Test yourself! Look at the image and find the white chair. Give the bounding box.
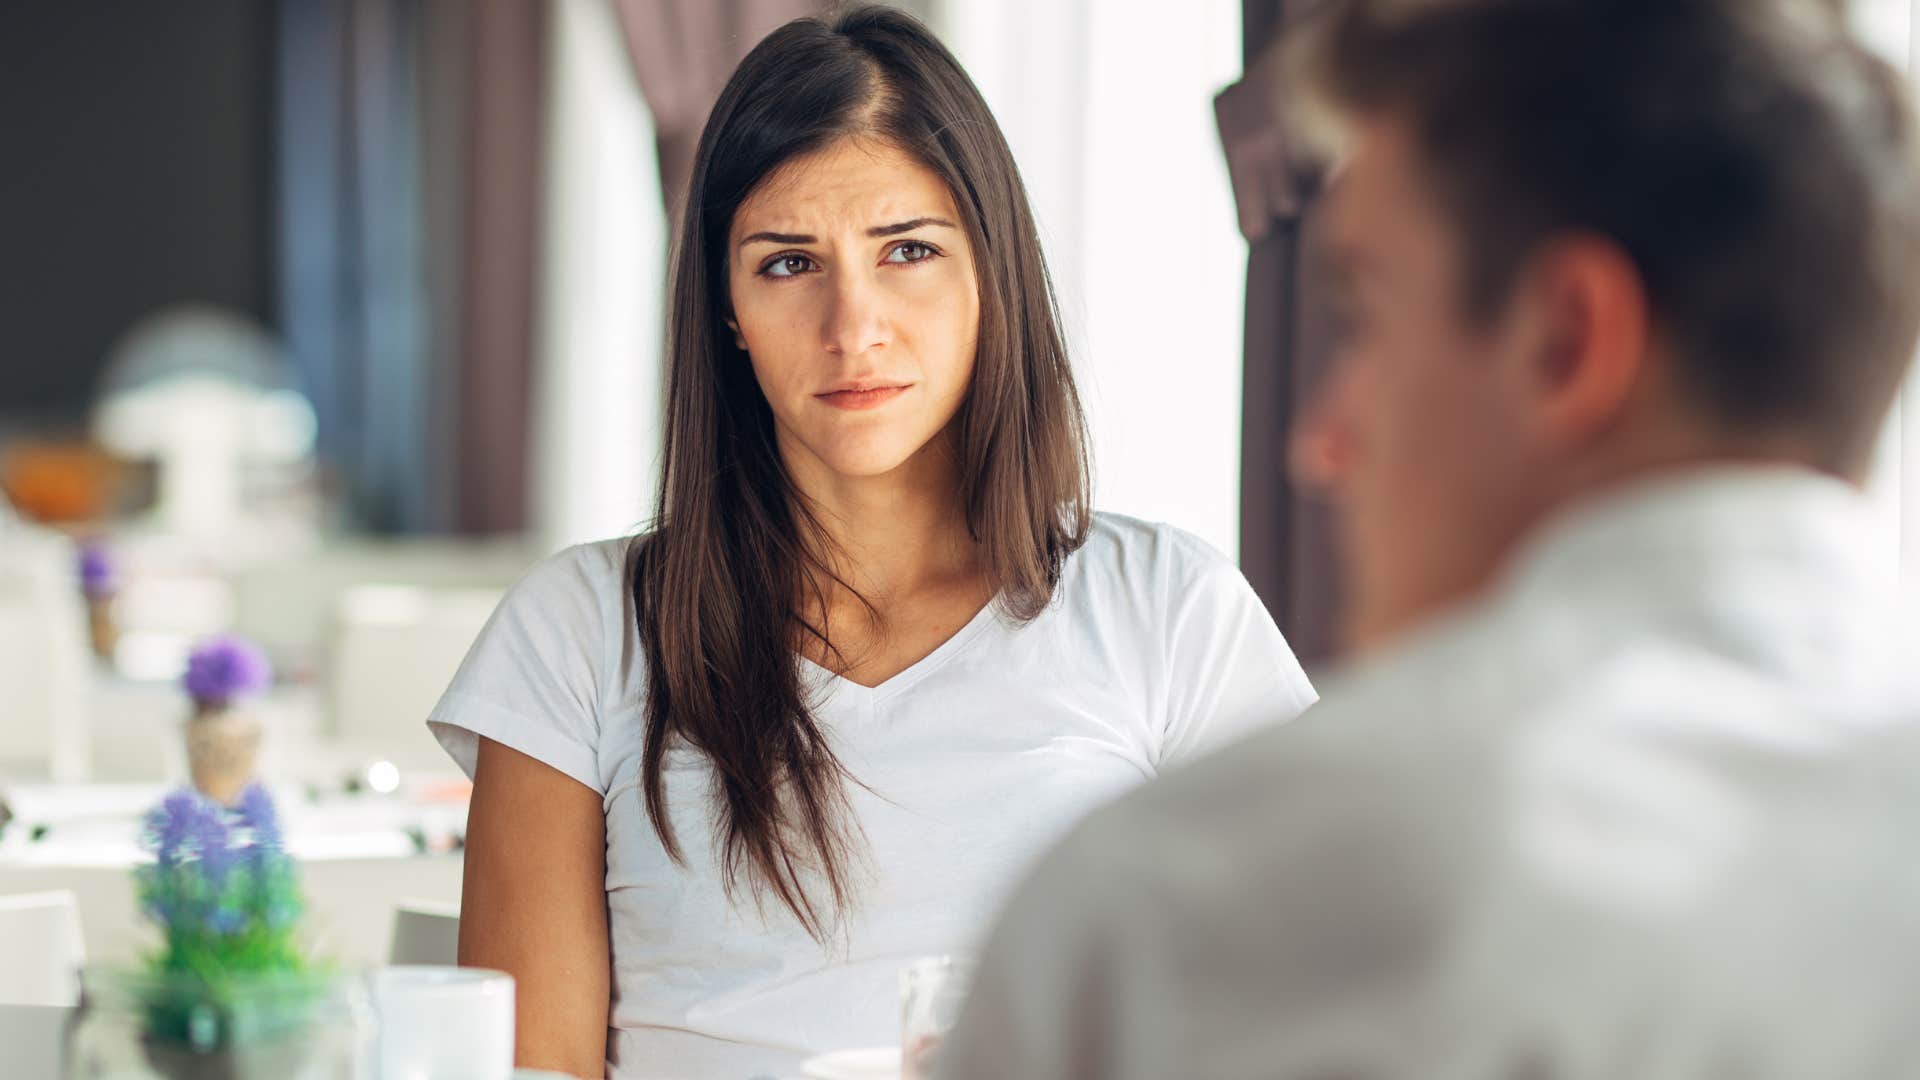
[389,899,461,966]
[232,537,534,671]
[0,890,86,1006]
[327,585,504,770]
[0,525,92,782]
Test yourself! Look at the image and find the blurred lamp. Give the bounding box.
[91,306,316,538]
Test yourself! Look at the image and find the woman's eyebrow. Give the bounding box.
[737,217,958,249]
[867,216,957,237]
[739,230,815,248]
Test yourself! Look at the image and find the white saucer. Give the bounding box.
[798,1046,903,1080]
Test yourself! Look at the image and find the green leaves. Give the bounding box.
[135,786,310,981]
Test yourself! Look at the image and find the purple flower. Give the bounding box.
[233,783,282,852]
[145,791,210,870]
[136,786,310,954]
[77,541,119,598]
[193,819,240,883]
[182,636,273,706]
[142,789,235,881]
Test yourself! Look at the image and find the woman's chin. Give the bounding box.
[817,449,919,480]
[780,420,953,484]
[796,436,929,481]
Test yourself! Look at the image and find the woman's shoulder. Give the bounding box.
[498,536,638,623]
[428,535,643,793]
[1044,512,1248,631]
[515,536,636,593]
[480,536,641,680]
[1071,511,1239,592]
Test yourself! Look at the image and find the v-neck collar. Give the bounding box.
[798,595,1006,705]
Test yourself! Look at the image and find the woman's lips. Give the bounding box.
[816,385,911,410]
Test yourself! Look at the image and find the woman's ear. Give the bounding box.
[725,316,748,352]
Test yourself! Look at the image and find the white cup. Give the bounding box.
[369,965,516,1080]
[900,955,974,1080]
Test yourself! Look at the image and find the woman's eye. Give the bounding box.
[885,241,939,265]
[761,254,816,278]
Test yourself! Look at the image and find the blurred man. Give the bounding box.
[939,1,1920,1076]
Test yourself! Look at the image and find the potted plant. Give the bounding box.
[66,786,367,1079]
[181,637,272,805]
[77,539,120,661]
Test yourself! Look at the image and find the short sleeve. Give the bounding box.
[426,543,619,795]
[1158,529,1317,765]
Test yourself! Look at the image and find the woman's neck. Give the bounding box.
[780,431,982,603]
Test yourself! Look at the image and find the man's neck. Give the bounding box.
[1344,416,1844,657]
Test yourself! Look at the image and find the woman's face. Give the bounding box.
[728,136,981,484]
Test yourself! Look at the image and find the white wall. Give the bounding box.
[1905,4,1920,578]
[1853,0,1920,577]
[939,0,1249,556]
[529,0,666,553]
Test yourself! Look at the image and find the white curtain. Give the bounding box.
[1853,0,1920,577]
[938,0,1249,557]
[529,0,667,553]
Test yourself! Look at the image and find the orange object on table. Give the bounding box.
[0,439,126,524]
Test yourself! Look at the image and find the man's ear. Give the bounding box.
[1514,234,1650,450]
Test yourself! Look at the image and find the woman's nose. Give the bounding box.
[821,271,891,358]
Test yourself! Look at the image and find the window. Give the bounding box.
[937,0,1249,556]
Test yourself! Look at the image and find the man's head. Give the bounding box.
[1287,0,1920,651]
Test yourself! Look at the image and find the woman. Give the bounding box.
[428,7,1316,1077]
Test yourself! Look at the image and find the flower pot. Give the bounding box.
[184,707,263,806]
[139,1030,329,1080]
[86,595,118,661]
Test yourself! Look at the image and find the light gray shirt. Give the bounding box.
[942,467,1920,1080]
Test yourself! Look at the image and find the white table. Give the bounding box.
[1,781,468,969]
[0,1004,814,1078]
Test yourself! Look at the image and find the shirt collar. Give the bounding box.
[1496,463,1895,607]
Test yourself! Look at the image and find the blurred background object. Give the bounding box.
[0,441,127,525]
[387,899,461,966]
[0,889,86,1007]
[93,306,317,543]
[0,512,91,782]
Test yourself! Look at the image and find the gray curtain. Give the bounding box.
[278,0,434,533]
[1218,0,1340,666]
[451,0,547,535]
[278,0,546,535]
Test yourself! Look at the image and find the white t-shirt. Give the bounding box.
[940,469,1920,1080]
[427,512,1317,1079]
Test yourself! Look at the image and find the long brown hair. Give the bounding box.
[631,5,1091,939]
